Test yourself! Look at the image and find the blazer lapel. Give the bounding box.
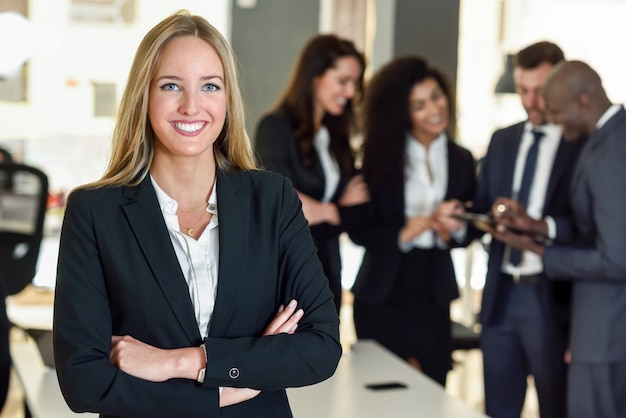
[544,138,573,211]
[208,170,250,337]
[122,178,200,342]
[445,141,463,199]
[570,108,625,196]
[503,124,525,198]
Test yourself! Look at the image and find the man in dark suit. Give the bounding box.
[495,60,626,418]
[471,42,583,418]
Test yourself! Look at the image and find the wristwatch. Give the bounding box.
[197,343,206,383]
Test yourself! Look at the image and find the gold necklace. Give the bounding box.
[180,205,208,237]
[178,202,208,212]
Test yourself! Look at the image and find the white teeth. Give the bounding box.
[337,98,347,105]
[174,122,204,133]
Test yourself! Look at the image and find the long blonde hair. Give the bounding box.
[85,10,255,189]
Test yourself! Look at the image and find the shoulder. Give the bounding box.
[67,185,122,207]
[491,121,525,140]
[222,169,296,197]
[447,139,474,160]
[483,121,525,154]
[256,109,292,137]
[63,185,128,225]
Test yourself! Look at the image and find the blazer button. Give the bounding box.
[229,367,240,379]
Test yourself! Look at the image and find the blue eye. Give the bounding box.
[202,83,220,92]
[161,83,180,91]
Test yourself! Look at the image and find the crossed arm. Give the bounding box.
[109,300,304,407]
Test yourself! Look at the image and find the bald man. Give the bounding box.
[492,60,626,418]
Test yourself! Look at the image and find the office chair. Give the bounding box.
[0,163,49,295]
[451,321,480,351]
[0,161,48,410]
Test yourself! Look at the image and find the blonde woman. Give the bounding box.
[53,11,340,418]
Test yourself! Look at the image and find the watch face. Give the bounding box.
[197,368,206,383]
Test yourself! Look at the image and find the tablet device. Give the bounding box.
[448,212,496,231]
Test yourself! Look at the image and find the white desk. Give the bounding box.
[288,340,487,418]
[7,290,485,418]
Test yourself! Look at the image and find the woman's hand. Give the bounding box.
[431,199,464,241]
[111,302,304,405]
[297,192,340,226]
[338,174,369,207]
[263,299,303,336]
[220,300,303,407]
[400,215,432,244]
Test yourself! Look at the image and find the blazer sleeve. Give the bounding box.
[544,139,626,281]
[202,175,342,390]
[54,190,219,418]
[255,112,347,240]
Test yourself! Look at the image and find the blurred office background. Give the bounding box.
[3,0,626,198]
[1,0,625,416]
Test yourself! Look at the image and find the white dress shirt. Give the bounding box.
[596,104,621,129]
[502,122,561,275]
[400,132,448,251]
[151,175,219,339]
[313,125,340,203]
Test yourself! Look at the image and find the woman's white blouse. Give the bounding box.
[402,132,448,250]
[313,125,341,203]
[151,176,219,339]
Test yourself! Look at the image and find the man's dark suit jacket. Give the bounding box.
[544,106,626,363]
[346,140,476,307]
[254,108,355,310]
[53,169,341,418]
[472,122,583,332]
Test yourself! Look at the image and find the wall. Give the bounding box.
[393,0,460,84]
[456,0,626,158]
[0,0,230,192]
[230,0,320,138]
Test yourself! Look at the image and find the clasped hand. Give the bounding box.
[109,300,304,406]
[297,174,369,226]
[483,197,546,255]
[400,199,465,244]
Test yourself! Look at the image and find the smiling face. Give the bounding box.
[408,77,449,144]
[312,55,362,122]
[544,87,589,141]
[148,35,226,161]
[514,61,554,126]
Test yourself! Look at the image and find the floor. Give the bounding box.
[0,292,540,418]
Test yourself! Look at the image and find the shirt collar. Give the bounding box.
[523,121,562,141]
[596,104,621,130]
[406,132,447,154]
[150,174,218,217]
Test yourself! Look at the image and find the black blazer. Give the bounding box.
[53,169,341,418]
[345,140,476,306]
[473,122,584,331]
[254,108,356,311]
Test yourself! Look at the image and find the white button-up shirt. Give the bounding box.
[502,122,561,275]
[401,133,448,250]
[313,125,340,203]
[151,176,219,338]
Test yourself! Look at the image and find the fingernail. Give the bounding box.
[288,299,297,308]
[295,309,304,317]
[278,304,284,312]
